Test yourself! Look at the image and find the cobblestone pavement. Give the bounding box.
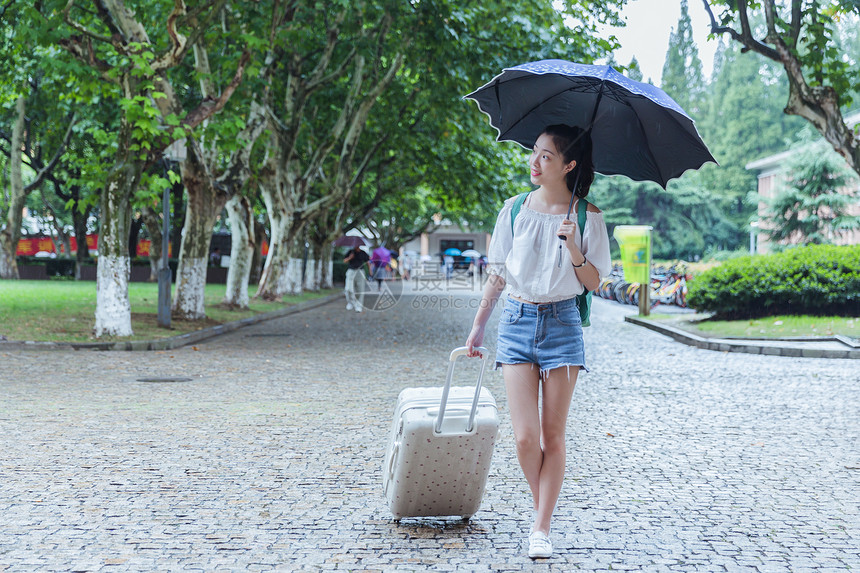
[2,284,858,572]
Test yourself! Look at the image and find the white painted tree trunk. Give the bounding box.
[94,169,136,337]
[263,256,303,298]
[223,196,254,308]
[256,185,304,299]
[304,246,320,291]
[94,255,133,336]
[172,139,227,319]
[173,257,208,317]
[286,256,304,295]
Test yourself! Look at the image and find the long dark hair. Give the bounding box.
[543,124,594,199]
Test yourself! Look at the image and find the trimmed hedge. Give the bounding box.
[687,244,860,319]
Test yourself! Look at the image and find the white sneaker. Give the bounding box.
[346,303,354,311]
[528,531,552,559]
[354,305,363,313]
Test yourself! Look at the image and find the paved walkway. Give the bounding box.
[2,284,858,571]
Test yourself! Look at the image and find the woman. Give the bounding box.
[465,124,611,559]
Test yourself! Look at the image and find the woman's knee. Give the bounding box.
[541,430,567,456]
[513,428,541,453]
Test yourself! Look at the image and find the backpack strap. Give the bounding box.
[577,197,588,242]
[576,197,592,327]
[510,192,530,236]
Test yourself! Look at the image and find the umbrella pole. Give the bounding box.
[557,169,583,266]
[564,169,582,221]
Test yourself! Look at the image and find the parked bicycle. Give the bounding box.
[595,263,690,309]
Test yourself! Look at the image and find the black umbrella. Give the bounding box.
[465,59,716,191]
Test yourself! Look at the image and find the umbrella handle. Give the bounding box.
[557,170,583,242]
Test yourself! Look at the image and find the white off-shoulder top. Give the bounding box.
[486,194,613,303]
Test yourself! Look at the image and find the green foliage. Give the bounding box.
[705,2,860,171]
[695,40,806,247]
[330,0,626,242]
[590,174,734,261]
[687,244,860,318]
[764,141,860,244]
[661,0,705,117]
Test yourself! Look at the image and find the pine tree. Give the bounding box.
[626,56,643,82]
[660,0,705,117]
[765,143,860,245]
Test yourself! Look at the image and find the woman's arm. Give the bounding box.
[465,273,506,357]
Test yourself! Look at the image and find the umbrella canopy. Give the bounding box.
[333,235,371,248]
[464,60,716,189]
[371,247,391,264]
[461,249,482,258]
[444,248,462,256]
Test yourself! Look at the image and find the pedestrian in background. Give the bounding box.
[371,246,390,291]
[464,124,611,559]
[400,253,413,280]
[443,254,454,280]
[343,246,369,313]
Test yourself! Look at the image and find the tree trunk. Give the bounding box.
[140,205,164,281]
[73,201,92,280]
[172,139,228,319]
[128,214,143,259]
[257,180,305,299]
[320,244,334,289]
[309,239,330,291]
[94,162,138,337]
[257,226,304,299]
[251,219,265,285]
[303,242,319,291]
[223,195,255,308]
[256,214,296,299]
[0,95,27,280]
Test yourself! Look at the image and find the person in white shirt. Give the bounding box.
[465,124,611,559]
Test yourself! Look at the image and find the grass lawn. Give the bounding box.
[0,280,337,343]
[646,312,859,340]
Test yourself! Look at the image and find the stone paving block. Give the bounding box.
[1,295,859,571]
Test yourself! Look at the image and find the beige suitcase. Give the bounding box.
[383,347,499,520]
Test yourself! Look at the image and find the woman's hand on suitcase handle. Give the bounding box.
[466,325,484,358]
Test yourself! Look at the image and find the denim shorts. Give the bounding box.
[495,296,588,377]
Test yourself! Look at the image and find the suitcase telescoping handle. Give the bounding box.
[434,346,489,434]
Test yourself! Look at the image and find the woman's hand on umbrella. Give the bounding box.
[556,219,576,243]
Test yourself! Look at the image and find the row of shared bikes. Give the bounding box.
[596,265,690,309]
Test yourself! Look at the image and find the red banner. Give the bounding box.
[16,235,167,258]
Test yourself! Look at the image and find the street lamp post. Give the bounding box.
[158,139,186,328]
[157,178,172,328]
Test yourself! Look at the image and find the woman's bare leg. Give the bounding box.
[503,364,542,510]
[533,366,578,534]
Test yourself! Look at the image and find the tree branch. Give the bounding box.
[178,49,251,132]
[788,0,802,49]
[701,0,780,61]
[64,0,115,45]
[152,0,229,72]
[0,0,15,19]
[151,0,188,72]
[24,112,78,193]
[57,35,116,79]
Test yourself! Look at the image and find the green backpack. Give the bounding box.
[510,192,592,327]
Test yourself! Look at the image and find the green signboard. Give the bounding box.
[613,225,652,285]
